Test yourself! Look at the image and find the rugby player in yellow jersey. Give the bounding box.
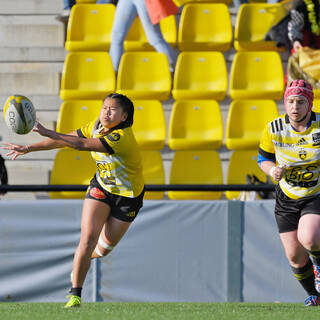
[258,80,320,306]
[3,93,145,308]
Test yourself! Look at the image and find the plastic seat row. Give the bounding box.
[75,0,233,4]
[60,51,285,102]
[56,99,278,151]
[50,149,266,200]
[66,3,233,52]
[66,4,177,52]
[69,2,289,53]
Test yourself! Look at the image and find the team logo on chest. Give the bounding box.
[299,150,307,160]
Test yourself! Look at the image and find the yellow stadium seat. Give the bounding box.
[172,51,228,101]
[229,51,284,100]
[65,4,115,52]
[226,100,278,150]
[116,52,171,101]
[234,3,287,51]
[313,99,320,112]
[168,100,223,150]
[124,15,177,51]
[60,52,115,100]
[178,3,232,51]
[50,149,96,199]
[56,100,102,134]
[141,151,165,200]
[132,100,166,150]
[314,90,320,99]
[168,150,223,200]
[226,150,267,200]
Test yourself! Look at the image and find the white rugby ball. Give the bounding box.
[3,95,36,134]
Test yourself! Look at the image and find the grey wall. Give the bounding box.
[0,199,306,302]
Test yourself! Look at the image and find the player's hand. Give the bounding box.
[270,165,286,182]
[2,143,28,160]
[32,121,50,137]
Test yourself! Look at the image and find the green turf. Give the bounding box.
[1,302,320,320]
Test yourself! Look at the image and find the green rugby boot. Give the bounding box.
[64,295,81,308]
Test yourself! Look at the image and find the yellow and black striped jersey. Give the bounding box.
[259,112,320,199]
[77,119,144,198]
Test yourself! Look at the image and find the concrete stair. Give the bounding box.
[0,16,64,48]
[0,1,66,62]
[0,62,63,96]
[0,95,62,111]
[0,0,64,197]
[1,0,63,14]
[0,47,66,62]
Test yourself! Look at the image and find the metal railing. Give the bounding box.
[0,184,275,192]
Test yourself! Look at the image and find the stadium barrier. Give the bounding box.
[0,184,275,192]
[0,199,306,303]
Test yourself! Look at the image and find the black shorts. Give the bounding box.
[85,176,144,222]
[275,184,320,233]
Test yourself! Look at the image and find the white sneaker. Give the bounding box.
[61,9,71,18]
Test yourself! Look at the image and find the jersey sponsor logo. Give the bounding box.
[107,133,120,142]
[285,179,318,188]
[89,187,106,199]
[296,138,308,146]
[274,141,295,148]
[285,164,319,188]
[270,119,284,133]
[312,133,320,146]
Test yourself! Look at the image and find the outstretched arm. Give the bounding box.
[3,122,107,160]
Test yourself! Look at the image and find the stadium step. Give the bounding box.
[0,62,63,96]
[0,47,66,62]
[4,159,54,184]
[2,159,55,200]
[0,95,62,111]
[0,15,64,48]
[1,0,62,15]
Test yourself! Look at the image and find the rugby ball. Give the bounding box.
[3,95,36,134]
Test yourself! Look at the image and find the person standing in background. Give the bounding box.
[109,0,178,72]
[288,0,320,53]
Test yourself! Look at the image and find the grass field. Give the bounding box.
[1,302,320,320]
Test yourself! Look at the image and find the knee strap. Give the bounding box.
[98,236,115,251]
[95,245,104,257]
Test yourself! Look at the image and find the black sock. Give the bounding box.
[308,250,320,266]
[291,259,318,296]
[71,287,82,298]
